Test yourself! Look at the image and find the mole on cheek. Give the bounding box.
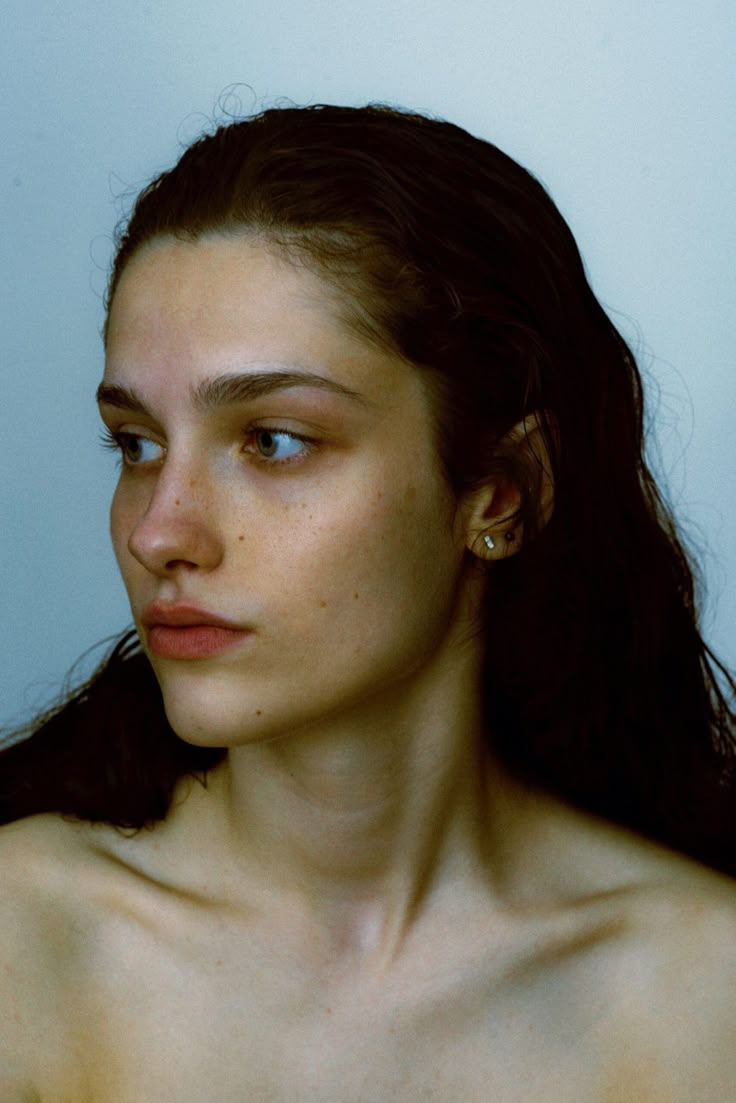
[175,499,181,507]
[319,600,328,608]
[255,710,262,717]
[238,535,245,542]
[353,592,360,600]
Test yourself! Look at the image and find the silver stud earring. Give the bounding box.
[483,534,495,551]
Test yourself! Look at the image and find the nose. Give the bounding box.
[126,466,224,577]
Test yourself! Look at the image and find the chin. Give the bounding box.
[160,690,267,748]
[155,665,324,750]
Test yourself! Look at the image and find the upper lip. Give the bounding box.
[140,601,245,629]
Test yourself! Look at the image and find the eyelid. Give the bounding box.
[242,425,317,467]
[100,427,166,468]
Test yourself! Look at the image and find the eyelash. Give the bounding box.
[99,426,316,468]
[99,428,156,467]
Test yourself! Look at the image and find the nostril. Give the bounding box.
[163,558,200,573]
[127,506,224,577]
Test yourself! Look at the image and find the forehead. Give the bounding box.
[104,235,410,405]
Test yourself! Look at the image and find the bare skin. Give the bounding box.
[2,236,735,1101]
[2,789,736,1102]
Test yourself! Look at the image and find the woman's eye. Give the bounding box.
[123,435,164,465]
[251,429,310,463]
[102,430,164,467]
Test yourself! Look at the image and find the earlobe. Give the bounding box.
[463,411,555,561]
[464,475,522,560]
[481,529,518,556]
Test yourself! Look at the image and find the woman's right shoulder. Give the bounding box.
[0,811,170,1099]
[0,811,103,890]
[0,811,148,927]
[0,812,120,974]
[0,814,108,1100]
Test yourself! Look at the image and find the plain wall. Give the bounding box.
[1,0,734,734]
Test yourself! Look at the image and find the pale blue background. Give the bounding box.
[1,0,734,735]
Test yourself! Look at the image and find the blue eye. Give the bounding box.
[101,429,164,466]
[254,429,309,462]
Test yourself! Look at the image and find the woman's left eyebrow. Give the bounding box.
[191,370,369,411]
[96,369,369,414]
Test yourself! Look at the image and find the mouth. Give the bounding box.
[140,602,252,660]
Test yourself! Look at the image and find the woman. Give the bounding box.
[1,103,734,1100]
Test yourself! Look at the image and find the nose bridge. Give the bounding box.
[128,449,222,574]
[152,447,208,518]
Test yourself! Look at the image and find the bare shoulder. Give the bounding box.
[625,855,736,1086]
[509,790,736,1098]
[562,812,736,1100]
[0,809,111,900]
[0,813,129,1101]
[0,809,142,945]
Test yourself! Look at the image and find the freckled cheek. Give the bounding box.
[283,487,435,606]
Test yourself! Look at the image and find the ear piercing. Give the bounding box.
[484,531,516,552]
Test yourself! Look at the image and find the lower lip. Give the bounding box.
[147,625,250,660]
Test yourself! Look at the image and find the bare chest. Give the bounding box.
[46,907,668,1103]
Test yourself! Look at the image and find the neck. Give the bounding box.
[168,634,507,962]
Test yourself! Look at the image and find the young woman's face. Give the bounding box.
[101,236,480,746]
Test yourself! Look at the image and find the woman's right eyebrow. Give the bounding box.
[96,382,148,413]
[96,369,370,415]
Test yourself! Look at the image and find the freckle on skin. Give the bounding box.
[189,479,197,488]
[255,710,262,717]
[353,592,360,600]
[238,535,244,542]
[175,499,181,507]
[319,600,327,608]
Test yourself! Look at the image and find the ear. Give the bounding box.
[461,412,555,561]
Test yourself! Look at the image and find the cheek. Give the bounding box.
[267,476,459,630]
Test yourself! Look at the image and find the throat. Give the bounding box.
[180,724,494,957]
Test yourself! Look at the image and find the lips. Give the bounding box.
[140,601,251,659]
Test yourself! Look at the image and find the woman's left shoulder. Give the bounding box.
[601,844,736,1096]
[623,838,736,956]
[554,826,735,1100]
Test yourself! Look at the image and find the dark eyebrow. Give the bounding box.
[96,370,367,415]
[191,370,367,411]
[96,382,149,414]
